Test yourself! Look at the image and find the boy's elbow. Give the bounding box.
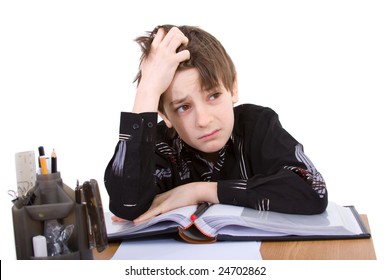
[290,189,328,215]
[310,191,328,214]
[104,173,156,221]
[312,199,328,214]
[109,200,152,221]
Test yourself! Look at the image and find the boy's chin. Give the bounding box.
[198,144,226,155]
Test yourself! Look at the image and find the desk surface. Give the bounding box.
[94,214,376,260]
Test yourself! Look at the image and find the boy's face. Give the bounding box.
[160,68,238,157]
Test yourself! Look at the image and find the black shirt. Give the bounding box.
[104,104,327,220]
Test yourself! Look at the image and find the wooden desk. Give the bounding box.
[94,215,376,260]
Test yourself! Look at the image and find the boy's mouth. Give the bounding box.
[199,129,220,140]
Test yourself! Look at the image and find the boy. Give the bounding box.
[104,25,327,223]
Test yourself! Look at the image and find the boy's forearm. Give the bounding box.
[104,112,158,220]
[217,170,328,215]
[132,182,219,224]
[132,86,160,113]
[196,182,219,204]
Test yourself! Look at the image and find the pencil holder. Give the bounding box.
[35,173,62,204]
[11,172,93,260]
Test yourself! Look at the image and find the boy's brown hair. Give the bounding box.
[134,25,236,112]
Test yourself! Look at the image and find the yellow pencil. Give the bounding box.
[39,156,49,175]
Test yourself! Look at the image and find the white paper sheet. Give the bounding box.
[111,238,261,260]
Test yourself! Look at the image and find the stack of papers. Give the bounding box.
[111,239,261,260]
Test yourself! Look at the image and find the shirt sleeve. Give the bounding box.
[104,112,158,220]
[217,107,328,214]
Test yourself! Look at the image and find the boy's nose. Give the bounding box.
[195,106,213,127]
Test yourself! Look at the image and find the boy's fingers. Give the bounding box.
[169,31,188,48]
[133,207,161,225]
[111,215,128,223]
[151,28,166,47]
[133,192,172,224]
[176,49,190,62]
[147,26,190,68]
[162,27,188,51]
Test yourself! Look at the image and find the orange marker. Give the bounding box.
[190,202,209,221]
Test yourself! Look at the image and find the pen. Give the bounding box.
[75,180,81,204]
[51,149,57,173]
[38,146,45,168]
[190,202,209,221]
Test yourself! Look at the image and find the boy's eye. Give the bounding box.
[209,92,221,101]
[176,105,190,113]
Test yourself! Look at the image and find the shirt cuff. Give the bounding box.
[217,179,248,206]
[119,112,157,143]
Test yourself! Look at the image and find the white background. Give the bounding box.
[1,0,389,278]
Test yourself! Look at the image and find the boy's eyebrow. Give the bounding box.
[168,86,222,107]
[169,96,189,106]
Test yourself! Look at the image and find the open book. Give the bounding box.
[105,202,371,244]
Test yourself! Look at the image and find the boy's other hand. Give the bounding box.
[111,215,128,223]
[133,182,218,224]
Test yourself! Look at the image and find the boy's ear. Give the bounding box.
[232,75,239,104]
[158,110,173,128]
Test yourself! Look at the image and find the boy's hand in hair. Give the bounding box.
[133,27,190,113]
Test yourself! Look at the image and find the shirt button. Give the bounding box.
[132,123,139,130]
[147,122,153,128]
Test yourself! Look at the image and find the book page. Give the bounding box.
[240,202,364,236]
[242,202,362,236]
[105,205,197,238]
[195,202,364,237]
